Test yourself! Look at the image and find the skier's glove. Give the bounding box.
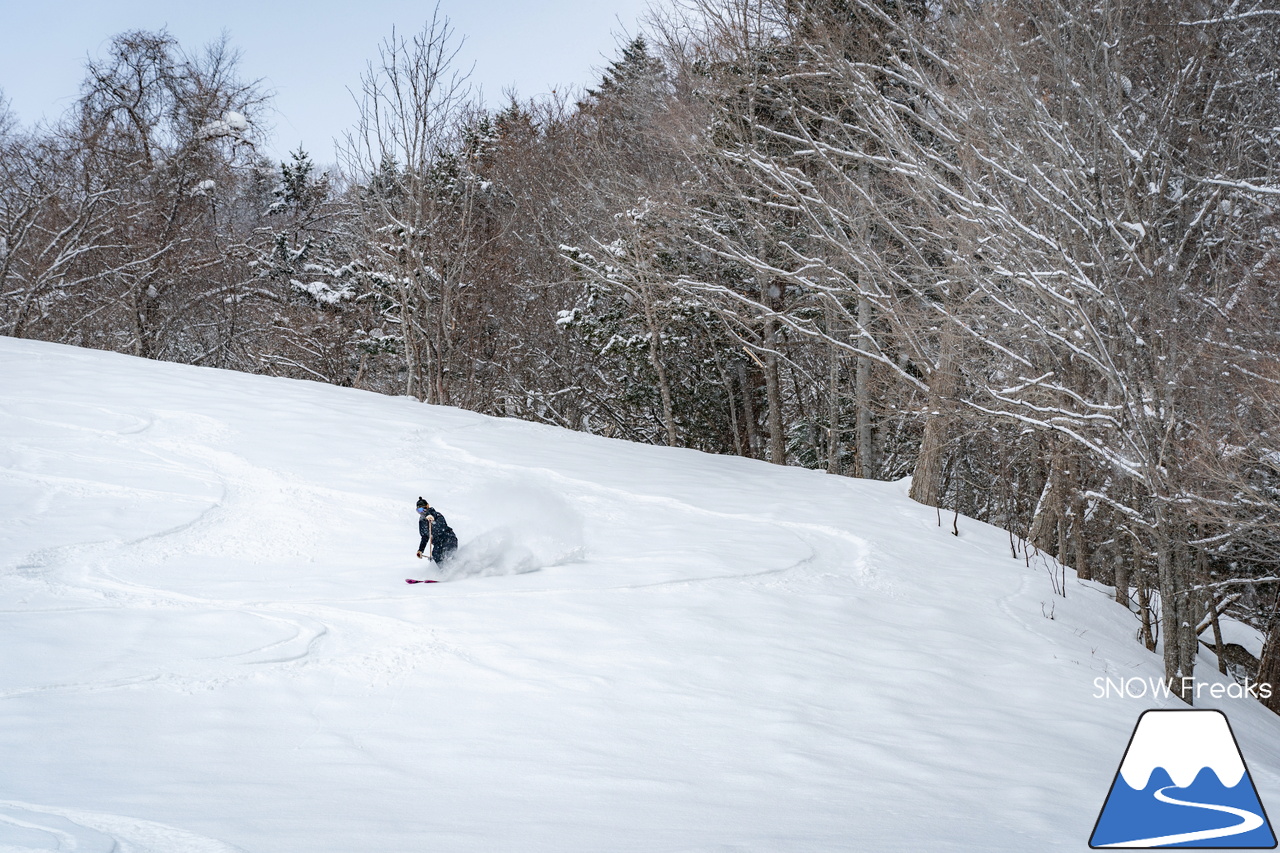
[416,551,423,559]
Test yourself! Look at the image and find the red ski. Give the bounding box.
[405,578,440,584]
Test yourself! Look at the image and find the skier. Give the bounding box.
[416,497,458,564]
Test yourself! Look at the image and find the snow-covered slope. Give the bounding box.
[1,336,1276,852]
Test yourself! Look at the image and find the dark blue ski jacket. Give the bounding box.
[418,510,458,563]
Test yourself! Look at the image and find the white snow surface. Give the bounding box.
[1118,711,1245,790]
[1,336,1278,852]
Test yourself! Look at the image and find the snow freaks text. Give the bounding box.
[1093,677,1273,701]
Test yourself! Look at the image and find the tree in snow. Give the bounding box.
[0,31,268,364]
[72,30,265,360]
[340,11,491,404]
[247,148,384,387]
[930,0,1280,702]
[0,98,116,340]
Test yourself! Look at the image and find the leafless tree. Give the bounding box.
[339,11,486,404]
[0,115,115,339]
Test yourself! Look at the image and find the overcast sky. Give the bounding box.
[0,0,654,163]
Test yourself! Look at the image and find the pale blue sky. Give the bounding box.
[0,0,653,162]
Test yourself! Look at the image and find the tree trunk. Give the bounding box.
[1135,538,1156,651]
[1138,591,1156,651]
[130,283,148,359]
[1259,618,1280,716]
[827,334,841,474]
[1065,456,1091,580]
[1209,599,1228,676]
[908,338,957,507]
[400,278,424,401]
[910,417,946,507]
[1154,516,1196,704]
[1071,500,1091,580]
[1027,443,1061,555]
[642,282,678,447]
[652,338,678,447]
[763,315,786,465]
[738,363,758,459]
[718,358,746,457]
[855,295,873,478]
[1113,538,1130,609]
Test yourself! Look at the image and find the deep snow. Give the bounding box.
[1,336,1276,852]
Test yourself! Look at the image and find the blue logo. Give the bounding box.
[1091,709,1276,848]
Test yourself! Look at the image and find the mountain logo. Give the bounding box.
[1090,709,1277,848]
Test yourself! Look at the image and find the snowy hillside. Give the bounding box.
[1,336,1277,853]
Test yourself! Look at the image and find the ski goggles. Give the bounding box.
[417,507,429,514]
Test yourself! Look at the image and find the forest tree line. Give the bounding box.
[3,0,1280,708]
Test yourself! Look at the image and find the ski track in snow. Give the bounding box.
[0,801,246,853]
[424,429,882,596]
[2,419,455,701]
[1,401,463,850]
[7,418,880,700]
